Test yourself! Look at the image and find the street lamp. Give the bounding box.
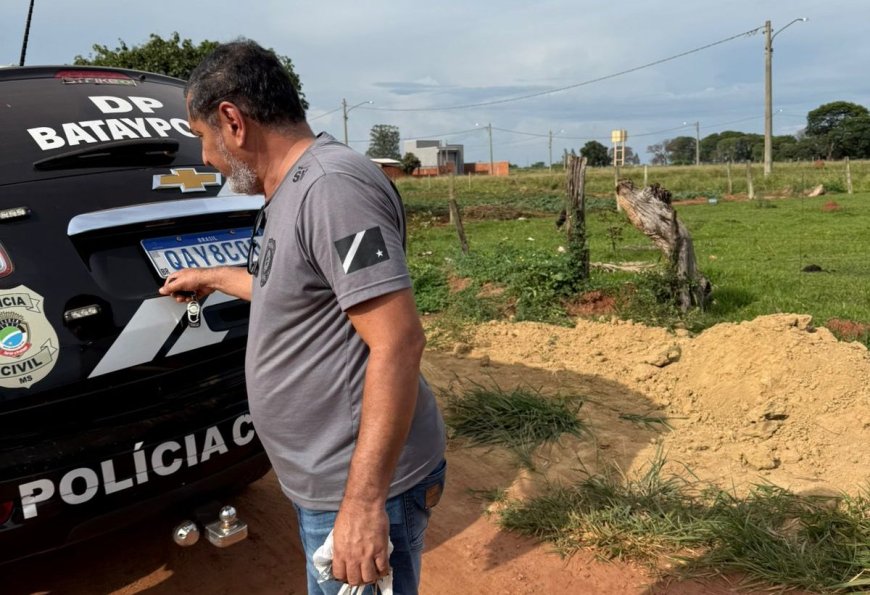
[474,122,494,175]
[764,17,808,176]
[683,121,700,166]
[342,98,373,145]
[548,129,565,172]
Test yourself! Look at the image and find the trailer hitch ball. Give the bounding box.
[173,520,200,547]
[206,505,248,547]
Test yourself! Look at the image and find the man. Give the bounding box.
[159,40,446,595]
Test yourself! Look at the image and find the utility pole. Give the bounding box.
[341,98,373,146]
[487,123,494,176]
[548,129,553,173]
[342,98,349,145]
[694,121,700,166]
[763,20,773,177]
[764,17,808,177]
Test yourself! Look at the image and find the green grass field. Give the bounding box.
[420,166,870,591]
[402,166,870,334]
[397,160,870,210]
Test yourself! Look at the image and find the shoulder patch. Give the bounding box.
[334,226,390,274]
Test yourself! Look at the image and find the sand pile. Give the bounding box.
[425,313,870,494]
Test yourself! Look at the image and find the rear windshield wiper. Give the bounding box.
[33,138,180,171]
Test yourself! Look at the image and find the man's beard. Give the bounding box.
[217,136,262,195]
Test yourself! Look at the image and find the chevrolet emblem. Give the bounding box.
[152,168,222,193]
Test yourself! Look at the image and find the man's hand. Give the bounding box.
[159,268,217,302]
[158,266,254,302]
[330,503,390,587]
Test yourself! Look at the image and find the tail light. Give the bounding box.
[0,242,12,278]
[0,501,12,525]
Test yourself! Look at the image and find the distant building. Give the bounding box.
[403,139,464,175]
[369,157,404,180]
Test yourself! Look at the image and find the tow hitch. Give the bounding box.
[173,504,248,548]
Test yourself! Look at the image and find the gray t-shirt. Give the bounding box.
[245,133,445,510]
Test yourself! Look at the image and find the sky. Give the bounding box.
[2,0,868,165]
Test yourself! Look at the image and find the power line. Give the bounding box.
[341,114,779,150]
[308,106,343,121]
[359,25,764,113]
[401,127,483,141]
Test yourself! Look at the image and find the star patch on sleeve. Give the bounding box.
[334,226,391,274]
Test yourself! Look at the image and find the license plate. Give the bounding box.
[141,228,262,278]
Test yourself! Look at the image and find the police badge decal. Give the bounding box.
[259,239,276,287]
[0,286,59,389]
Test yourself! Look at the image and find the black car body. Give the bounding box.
[0,66,269,562]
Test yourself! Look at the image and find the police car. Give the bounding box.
[0,65,270,562]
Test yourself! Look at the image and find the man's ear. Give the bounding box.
[217,101,247,148]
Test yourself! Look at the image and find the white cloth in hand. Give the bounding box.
[312,529,394,595]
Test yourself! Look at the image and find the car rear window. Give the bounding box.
[0,68,204,185]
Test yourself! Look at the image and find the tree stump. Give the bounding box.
[615,180,711,311]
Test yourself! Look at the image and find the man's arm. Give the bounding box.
[330,287,425,587]
[158,266,254,302]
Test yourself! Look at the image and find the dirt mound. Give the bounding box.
[425,314,870,495]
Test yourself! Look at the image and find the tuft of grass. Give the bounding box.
[690,486,870,593]
[498,454,870,593]
[618,412,675,432]
[467,487,509,506]
[443,382,588,468]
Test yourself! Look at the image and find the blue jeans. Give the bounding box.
[294,460,446,595]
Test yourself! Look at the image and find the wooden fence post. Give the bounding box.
[448,174,455,224]
[448,173,468,254]
[746,161,755,200]
[566,156,590,280]
[614,164,622,212]
[846,157,853,195]
[726,160,733,195]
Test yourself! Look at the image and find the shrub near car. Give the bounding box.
[0,66,270,562]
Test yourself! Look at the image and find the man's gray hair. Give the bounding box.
[186,40,305,127]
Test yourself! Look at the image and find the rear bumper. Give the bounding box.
[0,412,270,564]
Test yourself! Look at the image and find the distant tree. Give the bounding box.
[74,32,308,109]
[829,114,870,159]
[365,125,401,160]
[646,143,668,165]
[400,152,421,175]
[530,161,546,169]
[698,133,721,163]
[664,136,697,165]
[580,140,609,166]
[715,136,753,163]
[771,134,798,162]
[700,131,746,162]
[806,101,869,137]
[806,101,870,159]
[778,136,823,161]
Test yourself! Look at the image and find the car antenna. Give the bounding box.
[19,0,36,67]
